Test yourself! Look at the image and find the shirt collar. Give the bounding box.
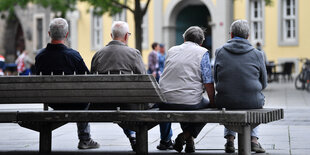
[232,36,246,40]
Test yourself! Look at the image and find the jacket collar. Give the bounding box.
[107,40,127,46]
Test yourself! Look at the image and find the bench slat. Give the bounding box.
[17,110,248,123]
[16,108,284,124]
[0,112,17,122]
[0,82,156,90]
[0,75,154,83]
[0,90,159,97]
[0,97,164,104]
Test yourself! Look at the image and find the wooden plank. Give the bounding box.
[16,110,248,123]
[0,96,164,104]
[0,82,156,90]
[149,76,167,103]
[0,112,17,122]
[0,89,160,97]
[244,109,284,123]
[0,75,153,83]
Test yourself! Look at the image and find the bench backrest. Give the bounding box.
[0,74,166,104]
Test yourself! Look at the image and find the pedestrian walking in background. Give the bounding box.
[148,42,160,80]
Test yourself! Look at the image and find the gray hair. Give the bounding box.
[182,26,205,45]
[230,20,250,39]
[111,21,129,39]
[49,18,69,40]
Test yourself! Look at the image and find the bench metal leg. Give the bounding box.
[43,103,49,111]
[136,124,148,155]
[39,123,52,153]
[238,125,251,155]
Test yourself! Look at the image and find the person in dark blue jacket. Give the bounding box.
[214,20,267,153]
[35,18,99,150]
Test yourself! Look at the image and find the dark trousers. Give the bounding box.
[159,98,209,138]
[49,103,91,141]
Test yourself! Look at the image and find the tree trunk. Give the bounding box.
[134,0,143,55]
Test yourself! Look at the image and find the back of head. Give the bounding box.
[49,18,69,40]
[230,20,250,39]
[151,42,159,50]
[183,26,205,45]
[111,21,129,39]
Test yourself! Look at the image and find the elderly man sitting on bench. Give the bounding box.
[214,19,267,153]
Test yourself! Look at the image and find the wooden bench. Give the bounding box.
[0,74,284,155]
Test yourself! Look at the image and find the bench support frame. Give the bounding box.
[136,124,148,155]
[18,122,67,153]
[238,125,251,155]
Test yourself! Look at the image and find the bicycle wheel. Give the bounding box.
[295,74,305,90]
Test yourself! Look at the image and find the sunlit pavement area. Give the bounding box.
[0,81,309,155]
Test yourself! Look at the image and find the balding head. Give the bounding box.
[111,21,130,39]
[49,18,69,41]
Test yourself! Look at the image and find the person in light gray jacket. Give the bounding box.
[214,20,267,153]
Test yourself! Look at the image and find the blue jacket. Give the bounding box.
[35,43,89,75]
[214,38,267,109]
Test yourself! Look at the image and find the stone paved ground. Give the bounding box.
[0,81,309,155]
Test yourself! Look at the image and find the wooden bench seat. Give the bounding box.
[0,75,284,155]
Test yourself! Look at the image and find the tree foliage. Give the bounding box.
[0,0,272,51]
[0,0,77,18]
[0,0,150,52]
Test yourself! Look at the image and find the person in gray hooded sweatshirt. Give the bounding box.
[214,20,267,153]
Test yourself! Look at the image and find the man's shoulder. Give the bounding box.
[126,46,141,55]
[104,44,141,56]
[36,48,45,57]
[63,48,82,59]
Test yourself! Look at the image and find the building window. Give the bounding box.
[113,9,127,21]
[142,10,148,49]
[33,14,46,50]
[91,13,103,50]
[65,11,79,50]
[279,0,298,45]
[283,0,296,41]
[66,20,72,47]
[250,0,264,44]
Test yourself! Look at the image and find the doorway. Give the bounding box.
[175,5,212,54]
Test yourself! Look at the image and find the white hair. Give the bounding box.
[49,18,69,40]
[111,21,129,39]
[182,26,205,45]
[230,19,250,39]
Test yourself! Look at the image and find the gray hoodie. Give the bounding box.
[214,38,267,109]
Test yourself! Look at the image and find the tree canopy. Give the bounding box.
[0,0,272,52]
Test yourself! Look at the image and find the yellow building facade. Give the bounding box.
[234,0,310,73]
[5,0,305,73]
[74,0,234,68]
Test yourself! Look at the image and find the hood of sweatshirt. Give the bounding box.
[223,38,254,54]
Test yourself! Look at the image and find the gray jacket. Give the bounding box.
[214,38,267,109]
[91,40,146,74]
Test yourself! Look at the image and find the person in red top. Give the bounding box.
[0,54,5,76]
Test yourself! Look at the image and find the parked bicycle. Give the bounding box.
[295,58,310,92]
